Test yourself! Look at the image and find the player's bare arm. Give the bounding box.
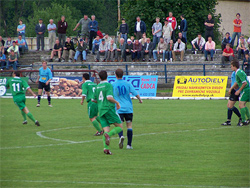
[136,94,143,103]
[81,96,85,105]
[235,82,247,96]
[27,88,36,98]
[36,75,40,84]
[107,96,121,110]
[229,82,238,95]
[46,79,52,85]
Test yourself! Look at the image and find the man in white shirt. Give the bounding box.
[172,38,185,61]
[47,19,57,51]
[191,33,206,54]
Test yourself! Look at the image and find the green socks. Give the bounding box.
[21,111,27,121]
[92,119,102,132]
[103,127,122,149]
[96,116,101,123]
[245,107,250,119]
[240,107,250,122]
[27,112,36,123]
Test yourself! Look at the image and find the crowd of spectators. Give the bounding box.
[1,12,249,75]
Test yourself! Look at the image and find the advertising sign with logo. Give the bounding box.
[108,75,158,97]
[172,76,228,98]
[0,77,29,97]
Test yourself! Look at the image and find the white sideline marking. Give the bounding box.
[0,179,248,188]
[0,127,233,150]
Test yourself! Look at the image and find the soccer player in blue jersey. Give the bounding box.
[36,61,53,107]
[112,69,143,149]
[221,70,242,126]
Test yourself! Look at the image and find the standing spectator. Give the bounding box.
[17,19,26,40]
[0,52,6,70]
[35,18,46,51]
[7,50,18,70]
[141,38,154,62]
[92,36,101,55]
[139,33,147,45]
[166,40,174,62]
[180,15,187,40]
[103,34,112,45]
[204,14,214,41]
[47,19,57,51]
[134,16,146,40]
[49,39,62,62]
[152,17,162,49]
[4,37,12,54]
[74,39,87,62]
[166,12,177,42]
[243,52,250,76]
[237,37,249,60]
[73,15,91,43]
[17,35,26,55]
[172,38,185,62]
[119,18,129,43]
[162,20,172,45]
[191,33,206,54]
[153,38,167,62]
[97,27,103,39]
[88,15,98,51]
[131,40,142,62]
[221,43,234,68]
[107,39,117,62]
[62,37,75,62]
[0,36,5,54]
[96,39,108,62]
[124,39,133,61]
[58,16,68,46]
[231,13,242,48]
[116,38,126,62]
[7,41,19,57]
[204,36,216,61]
[221,32,232,50]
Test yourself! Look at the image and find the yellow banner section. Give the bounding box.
[172,76,228,98]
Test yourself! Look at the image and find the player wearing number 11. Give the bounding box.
[6,71,40,126]
[92,70,123,155]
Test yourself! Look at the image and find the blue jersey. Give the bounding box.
[231,71,236,88]
[39,67,52,83]
[112,79,138,114]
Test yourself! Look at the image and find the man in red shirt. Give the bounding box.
[166,12,177,43]
[221,43,234,68]
[231,13,242,48]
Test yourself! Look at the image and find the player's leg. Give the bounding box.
[22,106,40,126]
[125,113,133,149]
[88,102,102,135]
[45,84,52,107]
[37,82,43,107]
[90,116,103,136]
[21,110,27,124]
[238,89,250,125]
[118,114,124,138]
[100,116,112,154]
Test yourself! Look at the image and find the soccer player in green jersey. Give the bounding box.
[81,73,103,136]
[6,71,40,126]
[229,59,250,126]
[92,70,123,155]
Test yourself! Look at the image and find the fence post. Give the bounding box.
[164,64,167,83]
[203,64,206,76]
[51,64,54,77]
[125,64,128,75]
[88,64,91,77]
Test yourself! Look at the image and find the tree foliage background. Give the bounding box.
[0,0,221,43]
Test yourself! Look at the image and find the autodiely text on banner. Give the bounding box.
[172,76,228,98]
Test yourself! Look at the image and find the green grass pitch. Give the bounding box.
[0,98,249,188]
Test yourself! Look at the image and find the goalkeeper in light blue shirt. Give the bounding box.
[112,69,142,149]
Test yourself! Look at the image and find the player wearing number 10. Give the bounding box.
[6,71,40,126]
[112,69,143,149]
[81,73,102,136]
[92,70,123,155]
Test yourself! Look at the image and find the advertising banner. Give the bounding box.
[108,75,158,97]
[0,77,29,97]
[172,76,228,98]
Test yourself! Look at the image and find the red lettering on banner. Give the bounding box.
[140,82,155,89]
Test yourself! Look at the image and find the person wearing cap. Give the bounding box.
[96,39,108,62]
[162,19,173,45]
[221,32,232,50]
[74,39,87,62]
[49,39,62,62]
[119,18,129,43]
[7,50,18,70]
[7,41,19,57]
[0,52,6,70]
[237,37,249,60]
[231,13,242,48]
[134,16,146,40]
[124,39,133,61]
[35,18,46,51]
[17,35,26,55]
[47,19,57,51]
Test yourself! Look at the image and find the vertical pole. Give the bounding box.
[203,64,206,76]
[88,64,91,77]
[164,64,167,83]
[51,65,54,77]
[125,64,128,75]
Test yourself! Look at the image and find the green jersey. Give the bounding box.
[82,80,97,103]
[6,77,30,96]
[93,81,115,117]
[236,69,250,92]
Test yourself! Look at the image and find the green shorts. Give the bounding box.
[87,101,98,119]
[100,108,122,128]
[13,95,26,110]
[240,88,250,102]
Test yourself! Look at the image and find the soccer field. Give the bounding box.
[0,98,249,188]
